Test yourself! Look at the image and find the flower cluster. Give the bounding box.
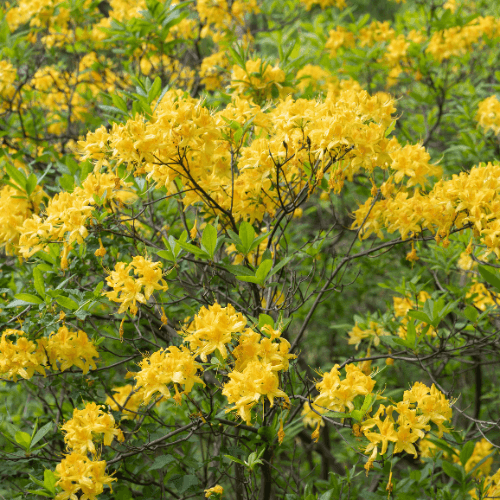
[476,95,500,136]
[302,364,376,440]
[222,325,296,424]
[56,403,123,500]
[47,325,99,374]
[103,256,168,315]
[362,382,452,471]
[182,303,247,361]
[134,346,205,405]
[0,183,45,254]
[352,161,500,258]
[18,172,135,267]
[0,326,99,381]
[426,16,500,63]
[0,329,47,381]
[229,58,289,102]
[55,453,115,500]
[301,0,345,11]
[78,86,397,224]
[61,402,124,454]
[105,384,145,420]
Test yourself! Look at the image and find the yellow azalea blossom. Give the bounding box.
[134,346,205,404]
[477,95,500,135]
[348,321,390,349]
[181,302,246,362]
[61,402,124,455]
[465,282,498,311]
[55,452,115,500]
[313,364,376,415]
[205,485,224,498]
[103,257,168,315]
[18,171,135,265]
[105,385,145,419]
[222,360,289,424]
[0,329,47,381]
[47,325,99,374]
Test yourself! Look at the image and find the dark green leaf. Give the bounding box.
[460,441,475,467]
[478,266,500,291]
[441,461,463,484]
[150,454,175,470]
[31,423,53,449]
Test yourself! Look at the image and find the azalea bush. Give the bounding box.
[1,0,500,499]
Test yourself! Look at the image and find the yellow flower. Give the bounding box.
[205,485,224,498]
[134,346,205,404]
[55,452,115,500]
[181,303,246,362]
[61,402,124,455]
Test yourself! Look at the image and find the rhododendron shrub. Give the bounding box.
[0,0,499,499]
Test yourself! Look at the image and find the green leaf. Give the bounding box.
[350,410,364,422]
[44,470,57,494]
[15,431,31,450]
[223,264,255,277]
[463,305,478,323]
[268,256,293,278]
[150,455,175,470]
[224,455,245,466]
[256,259,273,283]
[177,240,210,259]
[59,174,75,192]
[33,267,46,299]
[248,232,269,254]
[259,314,275,330]
[56,296,79,310]
[385,119,396,137]
[460,441,475,467]
[405,320,417,348]
[360,393,374,414]
[5,162,27,190]
[407,310,431,324]
[31,422,52,448]
[148,76,162,104]
[93,281,104,297]
[26,490,52,498]
[157,249,175,262]
[478,266,500,291]
[239,221,255,254]
[227,229,242,246]
[441,461,463,484]
[235,275,262,284]
[98,104,128,116]
[201,224,217,259]
[319,490,336,500]
[14,293,43,305]
[111,94,128,113]
[429,438,458,458]
[171,474,198,494]
[26,173,38,196]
